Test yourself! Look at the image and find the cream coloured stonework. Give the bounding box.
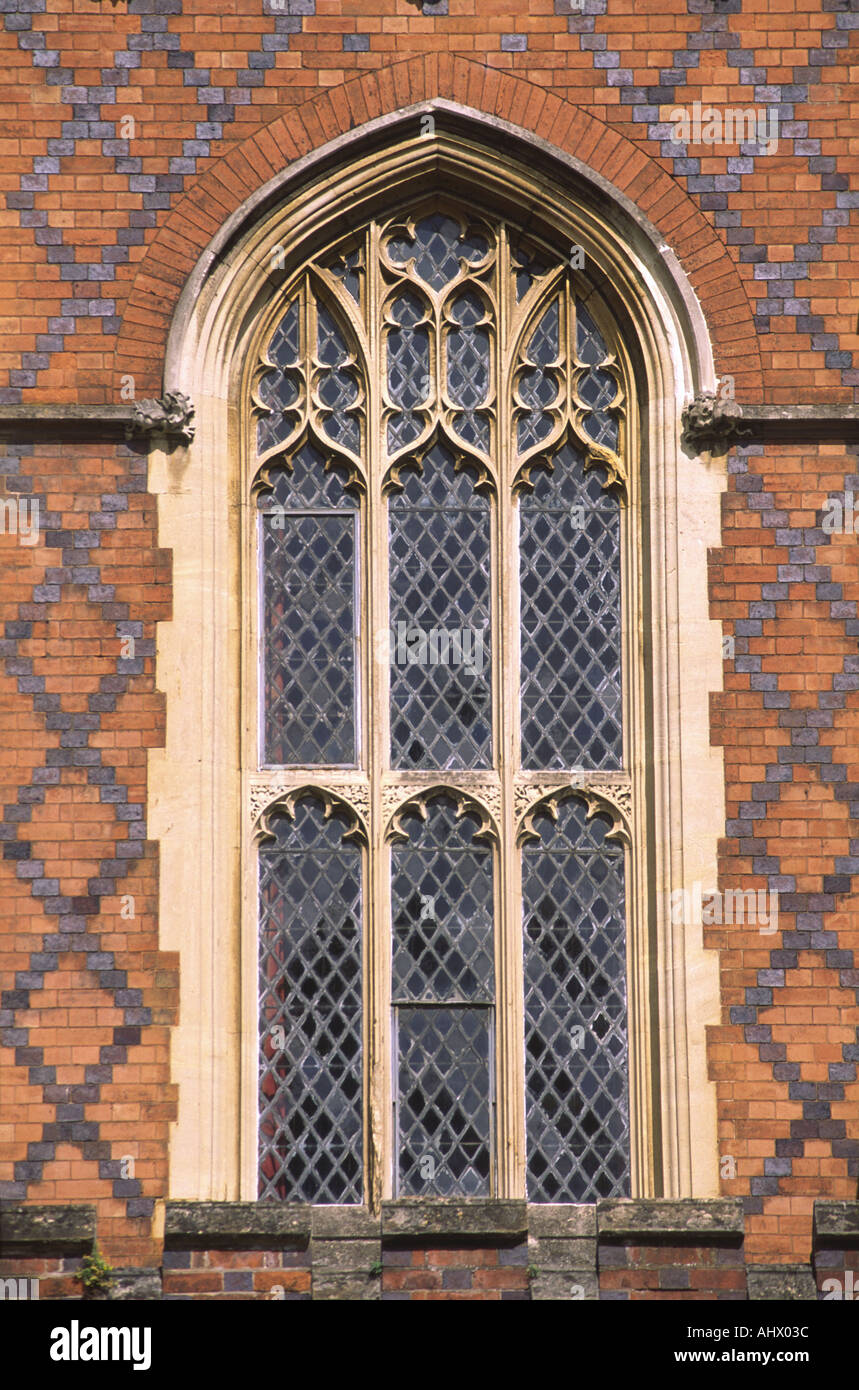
[150,104,725,1204]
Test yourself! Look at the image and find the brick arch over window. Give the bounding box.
[147,87,727,1205]
[114,55,762,403]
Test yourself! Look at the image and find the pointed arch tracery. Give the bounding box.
[147,112,727,1208]
[247,191,636,1205]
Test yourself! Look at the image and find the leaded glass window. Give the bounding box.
[389,445,491,769]
[258,443,358,767]
[522,795,629,1201]
[520,442,622,769]
[258,794,363,1203]
[250,197,634,1204]
[392,795,495,1195]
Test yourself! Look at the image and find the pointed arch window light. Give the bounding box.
[249,203,634,1204]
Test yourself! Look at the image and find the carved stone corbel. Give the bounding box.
[681,391,749,454]
[126,391,196,446]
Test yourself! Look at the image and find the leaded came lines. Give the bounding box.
[522,796,629,1202]
[258,798,363,1204]
[251,199,631,1205]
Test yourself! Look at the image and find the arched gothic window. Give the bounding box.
[249,202,637,1204]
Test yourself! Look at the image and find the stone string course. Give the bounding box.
[2,1199,856,1300]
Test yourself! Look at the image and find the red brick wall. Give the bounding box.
[709,441,859,1263]
[381,1243,530,1301]
[814,1250,859,1301]
[2,0,859,1290]
[0,437,177,1268]
[162,1248,311,1301]
[599,1242,747,1302]
[0,1253,81,1299]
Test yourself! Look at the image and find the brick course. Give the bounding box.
[162,1249,312,1300]
[598,1242,748,1301]
[1,0,859,1297]
[381,1244,531,1301]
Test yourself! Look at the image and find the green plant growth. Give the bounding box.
[75,1246,114,1295]
[369,1260,383,1278]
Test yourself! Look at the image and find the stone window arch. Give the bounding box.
[149,109,723,1205]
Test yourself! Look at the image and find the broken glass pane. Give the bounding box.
[511,245,550,301]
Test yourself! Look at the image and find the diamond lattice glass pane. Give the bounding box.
[389,442,491,769]
[257,440,356,512]
[258,300,301,455]
[520,442,621,769]
[317,301,360,454]
[576,299,608,365]
[522,796,629,1203]
[263,451,356,765]
[576,300,619,452]
[512,246,550,301]
[447,290,490,451]
[327,246,362,304]
[387,213,488,292]
[391,796,494,1003]
[397,1006,491,1197]
[518,299,560,454]
[258,799,363,1203]
[387,290,430,453]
